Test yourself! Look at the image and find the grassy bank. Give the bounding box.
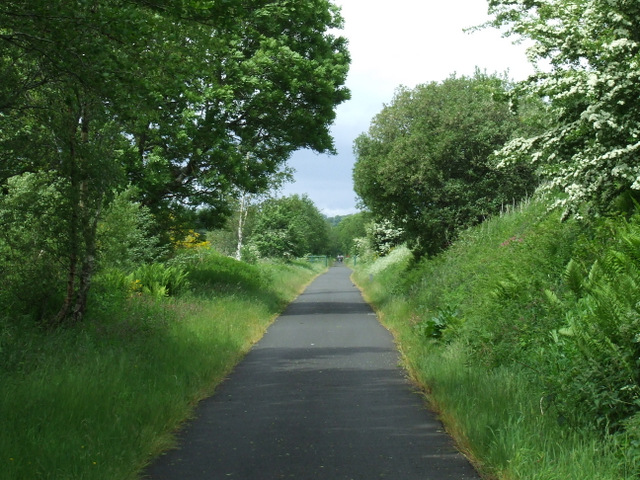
[0,251,324,480]
[353,199,640,479]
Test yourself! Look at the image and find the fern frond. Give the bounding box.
[620,227,640,264]
[564,258,585,295]
[544,288,562,308]
[587,260,605,287]
[602,250,628,276]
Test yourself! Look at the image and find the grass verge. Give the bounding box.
[353,199,636,479]
[0,253,324,480]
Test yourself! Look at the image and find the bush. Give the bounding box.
[0,172,68,321]
[544,214,640,434]
[97,187,166,271]
[170,248,267,296]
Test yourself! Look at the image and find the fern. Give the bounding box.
[563,258,584,296]
[621,226,640,265]
[603,250,630,276]
[132,263,189,297]
[490,273,525,300]
[543,288,562,308]
[551,215,640,434]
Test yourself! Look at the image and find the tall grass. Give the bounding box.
[353,198,634,479]
[0,251,323,480]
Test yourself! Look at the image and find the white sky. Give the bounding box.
[280,0,533,217]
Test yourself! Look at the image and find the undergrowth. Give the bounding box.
[354,198,640,479]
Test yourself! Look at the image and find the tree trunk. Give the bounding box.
[52,105,82,326]
[53,100,101,325]
[235,193,248,261]
[71,211,99,322]
[54,252,78,326]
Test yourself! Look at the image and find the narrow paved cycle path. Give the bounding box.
[145,265,479,479]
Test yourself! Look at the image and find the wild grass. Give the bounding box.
[353,198,635,479]
[0,252,323,480]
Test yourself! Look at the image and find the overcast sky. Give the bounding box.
[279,0,534,217]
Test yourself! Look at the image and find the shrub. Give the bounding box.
[97,188,166,271]
[0,172,68,321]
[545,214,640,434]
[171,248,267,296]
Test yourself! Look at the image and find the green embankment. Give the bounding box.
[354,199,640,479]
[0,252,324,480]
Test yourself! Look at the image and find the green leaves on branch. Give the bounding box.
[0,0,350,323]
[250,195,330,259]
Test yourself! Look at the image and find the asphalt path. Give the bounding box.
[144,264,480,479]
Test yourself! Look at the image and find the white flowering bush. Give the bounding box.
[351,236,374,263]
[365,244,413,276]
[488,0,640,217]
[366,219,404,256]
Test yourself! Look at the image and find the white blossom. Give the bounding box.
[490,0,640,216]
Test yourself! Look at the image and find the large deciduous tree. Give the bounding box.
[487,0,640,217]
[353,72,537,256]
[0,0,350,324]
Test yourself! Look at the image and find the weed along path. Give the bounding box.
[144,264,479,479]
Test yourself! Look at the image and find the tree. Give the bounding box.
[233,167,293,261]
[486,0,640,218]
[251,195,330,258]
[353,71,537,256]
[0,0,350,324]
[125,0,351,225]
[96,188,165,272]
[331,212,372,256]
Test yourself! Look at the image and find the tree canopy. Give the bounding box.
[0,0,350,323]
[251,194,330,258]
[353,71,537,256]
[487,0,640,217]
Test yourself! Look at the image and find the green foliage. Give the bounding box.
[97,188,166,271]
[0,0,350,323]
[413,305,460,341]
[0,251,322,480]
[353,70,538,256]
[93,262,189,301]
[132,263,190,298]
[544,214,640,434]
[329,211,371,256]
[353,197,640,478]
[563,258,586,296]
[488,0,640,217]
[173,248,266,296]
[250,194,330,258]
[0,173,68,321]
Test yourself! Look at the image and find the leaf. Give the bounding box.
[563,258,584,296]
